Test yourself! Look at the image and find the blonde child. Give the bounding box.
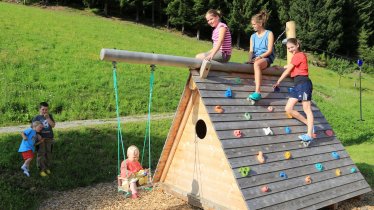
[18,121,44,177]
[195,9,232,62]
[118,145,148,199]
[248,10,275,101]
[273,38,315,145]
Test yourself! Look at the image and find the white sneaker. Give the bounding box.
[21,165,28,172]
[23,170,30,177]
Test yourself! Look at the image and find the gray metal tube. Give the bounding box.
[100,48,284,76]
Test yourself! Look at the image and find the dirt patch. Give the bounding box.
[38,181,372,210]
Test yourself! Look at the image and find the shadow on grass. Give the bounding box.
[0,122,169,209]
[356,162,374,187]
[343,132,374,146]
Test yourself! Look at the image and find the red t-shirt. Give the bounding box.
[120,159,143,178]
[290,52,308,78]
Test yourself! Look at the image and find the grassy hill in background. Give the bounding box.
[0,2,373,209]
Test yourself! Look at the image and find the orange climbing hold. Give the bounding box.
[257,151,265,164]
[215,105,224,113]
[305,176,312,184]
[286,113,292,118]
[284,151,292,160]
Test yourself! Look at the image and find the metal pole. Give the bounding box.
[357,59,364,121]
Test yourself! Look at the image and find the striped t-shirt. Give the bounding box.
[212,22,232,55]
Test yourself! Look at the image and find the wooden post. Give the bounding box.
[286,21,296,64]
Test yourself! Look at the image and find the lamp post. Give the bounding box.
[357,59,364,121]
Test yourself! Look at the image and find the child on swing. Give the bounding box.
[118,145,149,199]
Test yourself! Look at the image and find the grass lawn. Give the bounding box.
[0,2,373,209]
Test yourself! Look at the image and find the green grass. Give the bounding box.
[0,2,248,126]
[0,3,373,209]
[0,119,171,209]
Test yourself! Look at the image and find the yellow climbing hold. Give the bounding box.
[335,169,341,176]
[286,113,293,119]
[284,151,292,160]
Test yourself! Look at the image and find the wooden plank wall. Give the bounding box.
[191,70,371,209]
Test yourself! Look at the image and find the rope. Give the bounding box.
[113,62,126,177]
[141,65,156,174]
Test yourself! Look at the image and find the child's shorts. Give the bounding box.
[290,80,313,102]
[21,150,34,160]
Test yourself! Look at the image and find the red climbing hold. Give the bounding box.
[325,130,334,137]
[233,130,242,138]
[261,185,269,192]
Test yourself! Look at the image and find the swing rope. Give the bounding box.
[141,65,155,174]
[113,61,126,177]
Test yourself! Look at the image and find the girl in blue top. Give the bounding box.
[247,10,275,101]
[18,121,43,177]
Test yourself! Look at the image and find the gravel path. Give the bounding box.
[0,113,174,134]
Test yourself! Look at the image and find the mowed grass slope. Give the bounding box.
[0,2,248,126]
[0,2,373,210]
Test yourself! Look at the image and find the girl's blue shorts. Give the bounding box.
[289,80,313,102]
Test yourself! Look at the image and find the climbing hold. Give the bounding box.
[279,171,288,179]
[288,87,294,93]
[267,106,274,112]
[325,130,334,137]
[257,151,266,164]
[244,112,252,120]
[239,166,250,177]
[215,105,224,113]
[315,163,323,171]
[286,113,293,118]
[234,130,242,138]
[285,127,292,134]
[261,185,270,192]
[284,151,292,160]
[305,176,312,184]
[246,96,256,105]
[331,152,340,159]
[274,86,280,93]
[235,77,241,84]
[335,169,342,176]
[225,87,232,98]
[263,127,274,136]
[350,168,357,173]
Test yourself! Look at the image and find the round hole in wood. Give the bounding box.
[195,119,207,139]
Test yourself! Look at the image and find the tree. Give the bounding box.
[165,0,193,33]
[192,0,208,40]
[228,0,246,48]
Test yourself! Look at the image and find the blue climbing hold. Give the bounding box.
[315,163,323,171]
[285,127,291,134]
[351,167,357,173]
[288,87,294,93]
[279,171,288,179]
[225,87,232,98]
[331,152,340,159]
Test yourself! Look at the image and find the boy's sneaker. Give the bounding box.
[23,170,30,177]
[249,92,262,101]
[40,171,48,177]
[299,134,313,141]
[21,165,28,172]
[46,169,51,175]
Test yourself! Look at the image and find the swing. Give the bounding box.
[112,62,155,197]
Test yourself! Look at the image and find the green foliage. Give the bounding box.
[326,58,354,86]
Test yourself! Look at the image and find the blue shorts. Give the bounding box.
[289,80,313,102]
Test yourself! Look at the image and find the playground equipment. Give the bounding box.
[100,21,370,210]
